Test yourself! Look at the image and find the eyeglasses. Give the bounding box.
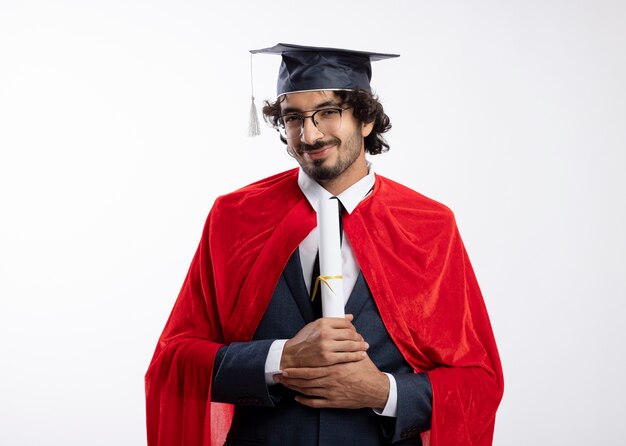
[277,107,352,139]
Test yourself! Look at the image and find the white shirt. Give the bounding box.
[297,164,375,299]
[264,164,398,417]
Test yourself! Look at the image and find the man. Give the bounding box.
[146,43,503,446]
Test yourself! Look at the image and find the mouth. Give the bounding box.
[300,144,337,161]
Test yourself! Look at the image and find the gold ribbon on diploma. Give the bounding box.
[310,275,343,302]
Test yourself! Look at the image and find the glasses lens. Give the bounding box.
[279,114,303,139]
[278,109,345,139]
[313,109,342,134]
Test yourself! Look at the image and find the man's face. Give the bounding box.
[280,91,373,184]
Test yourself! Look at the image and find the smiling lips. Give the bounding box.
[301,145,336,161]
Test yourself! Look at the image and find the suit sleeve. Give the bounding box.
[211,341,282,407]
[389,372,432,442]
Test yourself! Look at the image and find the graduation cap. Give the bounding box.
[247,43,399,136]
[251,42,399,95]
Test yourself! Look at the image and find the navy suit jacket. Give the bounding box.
[212,249,431,445]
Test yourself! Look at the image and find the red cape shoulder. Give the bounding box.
[370,174,458,243]
[212,168,303,220]
[375,174,454,215]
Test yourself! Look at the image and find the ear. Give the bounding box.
[361,120,374,138]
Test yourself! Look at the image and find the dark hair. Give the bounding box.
[262,89,392,155]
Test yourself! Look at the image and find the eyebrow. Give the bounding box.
[281,100,341,115]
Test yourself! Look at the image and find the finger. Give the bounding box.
[332,340,369,352]
[335,329,366,342]
[323,314,353,322]
[282,367,330,380]
[319,317,357,330]
[277,376,328,394]
[279,378,321,389]
[313,348,367,366]
[330,351,367,364]
[319,328,364,343]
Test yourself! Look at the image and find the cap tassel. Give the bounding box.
[248,53,261,137]
[248,96,261,137]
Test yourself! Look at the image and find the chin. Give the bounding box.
[306,164,343,181]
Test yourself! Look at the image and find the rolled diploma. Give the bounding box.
[317,198,345,317]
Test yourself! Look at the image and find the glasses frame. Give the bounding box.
[277,106,353,140]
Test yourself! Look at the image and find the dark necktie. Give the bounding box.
[310,198,345,319]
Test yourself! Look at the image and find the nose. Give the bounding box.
[300,116,324,145]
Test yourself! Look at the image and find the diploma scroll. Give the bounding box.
[317,197,345,317]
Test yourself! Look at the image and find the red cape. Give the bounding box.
[146,169,503,446]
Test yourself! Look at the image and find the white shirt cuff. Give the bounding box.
[373,373,398,417]
[264,339,287,385]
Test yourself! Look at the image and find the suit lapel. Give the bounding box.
[282,248,316,323]
[345,272,369,322]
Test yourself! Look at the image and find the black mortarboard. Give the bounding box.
[250,43,399,96]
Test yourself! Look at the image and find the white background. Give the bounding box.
[1,1,625,444]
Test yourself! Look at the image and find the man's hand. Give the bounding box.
[275,353,389,410]
[280,315,368,369]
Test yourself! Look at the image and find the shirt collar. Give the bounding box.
[297,162,375,214]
